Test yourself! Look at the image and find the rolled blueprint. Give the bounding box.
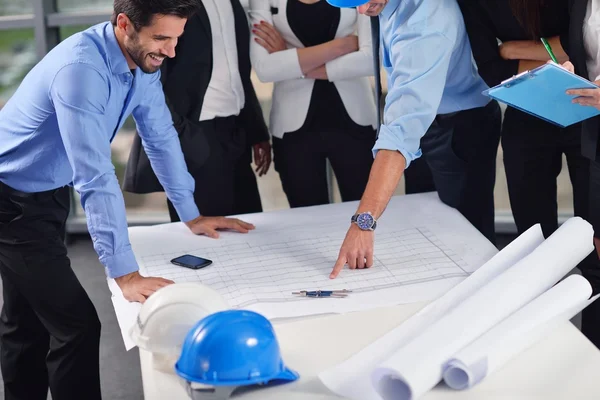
[370,217,594,400]
[443,274,597,390]
[318,224,545,400]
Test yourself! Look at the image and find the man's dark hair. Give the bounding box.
[111,0,200,30]
[509,0,544,40]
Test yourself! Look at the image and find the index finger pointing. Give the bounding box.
[330,255,347,279]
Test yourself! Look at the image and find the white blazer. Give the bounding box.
[248,0,378,138]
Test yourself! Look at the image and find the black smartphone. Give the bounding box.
[170,254,213,270]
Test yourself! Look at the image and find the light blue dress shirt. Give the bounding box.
[373,0,491,167]
[0,22,200,279]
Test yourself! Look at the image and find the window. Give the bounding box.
[0,29,35,105]
[56,0,111,12]
[60,25,91,40]
[0,0,33,16]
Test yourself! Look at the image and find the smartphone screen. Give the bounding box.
[170,254,213,270]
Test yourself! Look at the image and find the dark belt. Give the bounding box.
[0,180,62,200]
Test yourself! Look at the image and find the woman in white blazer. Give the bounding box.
[249,0,378,208]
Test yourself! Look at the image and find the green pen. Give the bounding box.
[541,37,559,63]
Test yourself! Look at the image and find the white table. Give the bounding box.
[139,302,600,399]
[120,194,600,399]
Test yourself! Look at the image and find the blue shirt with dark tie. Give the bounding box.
[0,22,200,279]
[373,0,491,167]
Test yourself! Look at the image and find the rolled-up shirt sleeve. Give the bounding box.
[132,70,200,222]
[50,63,139,279]
[373,28,454,168]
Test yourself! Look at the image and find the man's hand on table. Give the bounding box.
[330,223,374,279]
[115,271,174,303]
[329,150,406,279]
[185,215,256,238]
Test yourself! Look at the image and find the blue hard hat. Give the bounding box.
[326,0,366,7]
[174,310,299,387]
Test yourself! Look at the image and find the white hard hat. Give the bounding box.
[129,282,229,357]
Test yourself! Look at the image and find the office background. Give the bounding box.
[0,0,576,234]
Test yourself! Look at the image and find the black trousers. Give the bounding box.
[404,156,436,195]
[502,108,590,238]
[167,116,263,221]
[591,160,600,239]
[0,183,101,400]
[501,110,600,347]
[406,101,502,244]
[581,160,600,349]
[272,127,375,208]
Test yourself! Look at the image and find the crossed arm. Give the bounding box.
[499,36,569,73]
[248,0,373,82]
[252,21,358,80]
[458,0,569,87]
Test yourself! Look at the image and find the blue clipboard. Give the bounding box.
[482,63,600,127]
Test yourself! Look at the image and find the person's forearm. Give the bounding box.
[355,150,406,218]
[501,36,568,62]
[297,39,353,75]
[305,65,328,80]
[595,238,600,259]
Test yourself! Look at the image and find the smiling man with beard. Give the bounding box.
[0,1,255,399]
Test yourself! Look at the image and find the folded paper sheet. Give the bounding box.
[318,224,546,400]
[443,274,598,390]
[370,217,594,400]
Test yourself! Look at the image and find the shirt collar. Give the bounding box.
[104,22,134,76]
[380,0,401,19]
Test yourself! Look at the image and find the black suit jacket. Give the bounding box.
[123,0,270,193]
[568,0,600,161]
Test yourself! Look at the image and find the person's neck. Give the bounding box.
[113,26,137,70]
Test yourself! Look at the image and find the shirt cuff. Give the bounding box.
[172,196,201,222]
[101,248,140,279]
[372,124,422,168]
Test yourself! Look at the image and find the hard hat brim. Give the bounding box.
[273,367,300,383]
[174,364,300,387]
[326,0,367,7]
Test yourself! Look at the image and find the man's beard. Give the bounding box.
[125,33,162,74]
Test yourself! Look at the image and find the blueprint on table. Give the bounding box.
[108,193,497,350]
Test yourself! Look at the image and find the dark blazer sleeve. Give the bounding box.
[458,0,520,88]
[123,53,210,194]
[233,0,270,146]
[238,78,270,146]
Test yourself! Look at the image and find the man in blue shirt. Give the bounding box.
[0,0,254,398]
[326,0,501,278]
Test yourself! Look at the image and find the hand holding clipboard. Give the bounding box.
[482,62,600,127]
[561,62,600,110]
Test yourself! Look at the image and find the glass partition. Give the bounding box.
[56,0,111,12]
[0,28,35,105]
[0,0,33,16]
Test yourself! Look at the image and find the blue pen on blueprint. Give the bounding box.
[292,289,352,298]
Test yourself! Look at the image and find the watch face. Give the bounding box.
[356,213,374,230]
